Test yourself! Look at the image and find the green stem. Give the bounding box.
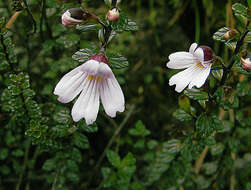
[16,140,31,190]
[23,0,37,34]
[193,0,200,43]
[212,25,250,95]
[51,171,59,190]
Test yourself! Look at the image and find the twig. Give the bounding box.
[88,105,135,187]
[194,108,226,174]
[195,131,216,174]
[51,171,59,190]
[23,0,37,34]
[212,23,250,95]
[6,11,23,29]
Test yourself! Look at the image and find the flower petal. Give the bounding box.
[188,64,211,89]
[189,43,198,54]
[71,78,100,125]
[82,60,100,76]
[169,65,198,93]
[54,64,85,96]
[100,75,125,118]
[57,73,87,103]
[167,52,196,69]
[84,79,100,125]
[97,62,114,79]
[193,47,204,62]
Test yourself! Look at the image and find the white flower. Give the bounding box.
[166,43,214,93]
[54,53,125,125]
[61,8,90,27]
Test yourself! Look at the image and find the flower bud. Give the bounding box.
[241,57,251,71]
[223,29,238,40]
[61,8,91,27]
[107,8,120,22]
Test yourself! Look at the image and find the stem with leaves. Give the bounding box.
[212,21,250,95]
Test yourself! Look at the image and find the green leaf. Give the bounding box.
[23,89,36,98]
[0,148,8,160]
[144,140,181,185]
[0,17,6,30]
[12,149,24,157]
[51,125,69,138]
[236,80,251,96]
[72,48,96,63]
[211,69,223,81]
[73,132,89,149]
[77,120,98,133]
[56,34,80,48]
[0,60,9,71]
[213,27,231,42]
[101,167,112,179]
[106,150,121,168]
[107,52,129,69]
[184,89,208,101]
[173,109,193,122]
[8,84,21,96]
[232,3,249,24]
[195,114,214,137]
[53,108,71,124]
[202,162,217,175]
[134,139,145,149]
[232,64,251,75]
[128,120,150,137]
[42,159,56,171]
[147,140,158,150]
[125,20,138,32]
[109,12,137,33]
[120,152,136,174]
[210,143,225,156]
[76,24,101,32]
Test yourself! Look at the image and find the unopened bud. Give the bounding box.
[61,8,91,27]
[223,29,238,40]
[107,8,120,21]
[241,57,251,71]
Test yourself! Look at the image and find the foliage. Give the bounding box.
[0,0,250,190]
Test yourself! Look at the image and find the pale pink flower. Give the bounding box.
[107,8,120,21]
[167,43,214,93]
[54,53,125,125]
[61,8,90,27]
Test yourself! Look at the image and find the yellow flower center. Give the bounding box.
[196,62,204,69]
[88,75,102,82]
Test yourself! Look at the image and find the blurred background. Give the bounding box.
[0,0,250,189]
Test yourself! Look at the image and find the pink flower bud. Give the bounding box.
[61,8,90,27]
[241,57,251,71]
[223,29,238,40]
[107,8,120,22]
